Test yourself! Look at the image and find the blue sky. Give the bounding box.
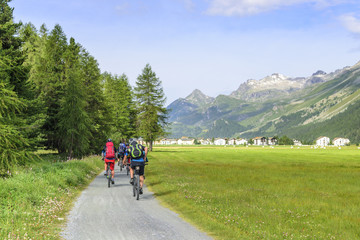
[10,0,360,105]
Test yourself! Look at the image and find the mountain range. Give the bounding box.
[167,61,360,144]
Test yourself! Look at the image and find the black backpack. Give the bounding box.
[130,143,143,159]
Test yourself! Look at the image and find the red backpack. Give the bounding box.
[105,142,115,158]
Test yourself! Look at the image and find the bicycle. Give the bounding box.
[133,163,147,200]
[122,158,130,176]
[133,165,141,200]
[117,157,124,171]
[105,162,112,188]
[126,163,130,176]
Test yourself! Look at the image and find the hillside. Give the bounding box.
[167,61,360,143]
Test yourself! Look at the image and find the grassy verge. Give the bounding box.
[146,146,360,239]
[0,153,103,239]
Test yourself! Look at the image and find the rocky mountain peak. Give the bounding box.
[230,72,305,101]
[185,89,214,106]
[270,73,287,79]
[312,70,326,76]
[186,89,205,99]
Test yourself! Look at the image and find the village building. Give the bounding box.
[333,137,350,146]
[293,139,302,146]
[158,138,177,145]
[253,137,267,146]
[316,136,330,146]
[268,137,277,145]
[235,138,248,145]
[227,138,236,145]
[214,138,226,145]
[137,137,146,145]
[177,138,194,145]
[199,139,212,145]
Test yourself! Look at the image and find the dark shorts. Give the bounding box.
[131,161,145,176]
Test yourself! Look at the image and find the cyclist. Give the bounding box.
[118,141,126,167]
[120,143,131,172]
[103,139,118,184]
[124,138,147,194]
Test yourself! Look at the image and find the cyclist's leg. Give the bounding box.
[139,164,145,188]
[140,176,144,188]
[108,161,115,184]
[130,164,134,179]
[129,161,135,184]
[104,159,107,175]
[111,162,115,179]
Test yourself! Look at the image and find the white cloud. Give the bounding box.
[339,13,360,34]
[205,0,353,16]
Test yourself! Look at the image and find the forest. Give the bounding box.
[0,1,168,175]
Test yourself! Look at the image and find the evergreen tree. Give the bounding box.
[103,72,118,140]
[0,84,31,174]
[0,0,25,93]
[27,24,67,150]
[19,23,47,148]
[79,49,109,152]
[58,38,91,159]
[134,64,169,150]
[0,0,33,173]
[103,72,136,143]
[116,74,136,140]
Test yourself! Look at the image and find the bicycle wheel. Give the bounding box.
[126,165,129,176]
[133,176,136,197]
[136,174,140,200]
[107,164,111,188]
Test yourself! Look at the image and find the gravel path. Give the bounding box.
[61,164,212,240]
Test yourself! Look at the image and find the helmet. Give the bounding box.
[107,138,112,142]
[129,138,136,145]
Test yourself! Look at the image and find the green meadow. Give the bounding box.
[0,154,103,239]
[146,145,360,240]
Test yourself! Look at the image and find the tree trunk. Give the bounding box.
[149,141,153,151]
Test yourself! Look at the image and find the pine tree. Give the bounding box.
[116,74,136,140]
[103,72,136,143]
[103,72,118,140]
[26,24,67,150]
[0,0,33,173]
[0,84,31,174]
[19,23,47,148]
[79,49,108,152]
[134,64,169,150]
[58,37,91,159]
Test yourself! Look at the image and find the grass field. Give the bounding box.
[0,153,103,239]
[146,145,360,239]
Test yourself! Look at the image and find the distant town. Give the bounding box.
[151,136,351,147]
